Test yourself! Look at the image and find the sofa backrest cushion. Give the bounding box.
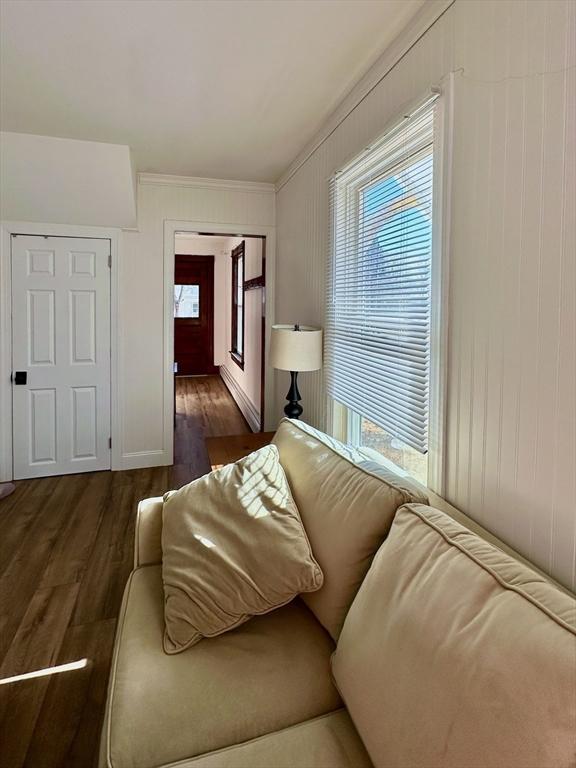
[331,503,576,768]
[272,418,427,640]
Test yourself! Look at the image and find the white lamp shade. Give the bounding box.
[269,325,322,372]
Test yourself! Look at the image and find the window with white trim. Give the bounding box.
[230,241,245,369]
[326,96,439,486]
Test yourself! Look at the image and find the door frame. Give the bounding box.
[164,219,275,464]
[0,221,121,481]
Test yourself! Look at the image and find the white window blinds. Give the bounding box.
[326,97,437,454]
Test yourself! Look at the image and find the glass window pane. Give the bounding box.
[174,284,199,318]
[360,416,427,486]
[237,257,244,290]
[236,306,243,353]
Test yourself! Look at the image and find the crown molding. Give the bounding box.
[138,173,275,195]
[275,0,454,191]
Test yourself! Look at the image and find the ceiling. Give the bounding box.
[0,0,424,183]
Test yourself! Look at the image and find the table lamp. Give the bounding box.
[269,324,322,419]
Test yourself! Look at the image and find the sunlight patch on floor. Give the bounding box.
[0,658,88,685]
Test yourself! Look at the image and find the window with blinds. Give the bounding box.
[326,97,437,467]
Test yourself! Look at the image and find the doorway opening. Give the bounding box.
[173,232,266,466]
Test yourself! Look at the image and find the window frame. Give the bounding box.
[230,241,245,370]
[328,88,452,495]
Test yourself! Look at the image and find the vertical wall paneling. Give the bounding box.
[275,0,576,589]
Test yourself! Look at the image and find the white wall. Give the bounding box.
[0,132,136,228]
[0,177,274,478]
[118,175,275,468]
[275,0,576,590]
[220,237,263,431]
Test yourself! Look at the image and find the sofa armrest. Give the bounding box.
[134,496,164,568]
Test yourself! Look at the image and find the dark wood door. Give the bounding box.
[174,255,218,375]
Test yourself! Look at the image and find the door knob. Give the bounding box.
[13,371,27,385]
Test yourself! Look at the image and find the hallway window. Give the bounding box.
[231,241,245,368]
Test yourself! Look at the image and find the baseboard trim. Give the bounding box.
[116,450,170,471]
[220,367,260,432]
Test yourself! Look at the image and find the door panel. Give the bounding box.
[28,290,56,364]
[174,255,217,376]
[28,248,55,276]
[29,388,57,464]
[11,235,111,479]
[71,386,97,459]
[70,290,96,363]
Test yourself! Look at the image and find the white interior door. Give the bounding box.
[11,235,111,479]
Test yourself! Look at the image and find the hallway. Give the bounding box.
[0,375,254,767]
[174,375,250,465]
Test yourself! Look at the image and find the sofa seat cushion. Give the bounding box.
[332,503,576,768]
[179,710,373,768]
[102,565,341,768]
[273,418,427,640]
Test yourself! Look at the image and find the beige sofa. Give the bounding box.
[100,419,576,768]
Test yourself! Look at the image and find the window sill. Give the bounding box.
[230,351,244,370]
[359,445,429,497]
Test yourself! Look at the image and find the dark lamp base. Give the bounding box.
[283,371,303,419]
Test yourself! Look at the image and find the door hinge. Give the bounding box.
[108,253,112,268]
[108,437,112,449]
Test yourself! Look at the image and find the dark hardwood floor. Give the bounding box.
[0,375,251,768]
[174,375,251,465]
